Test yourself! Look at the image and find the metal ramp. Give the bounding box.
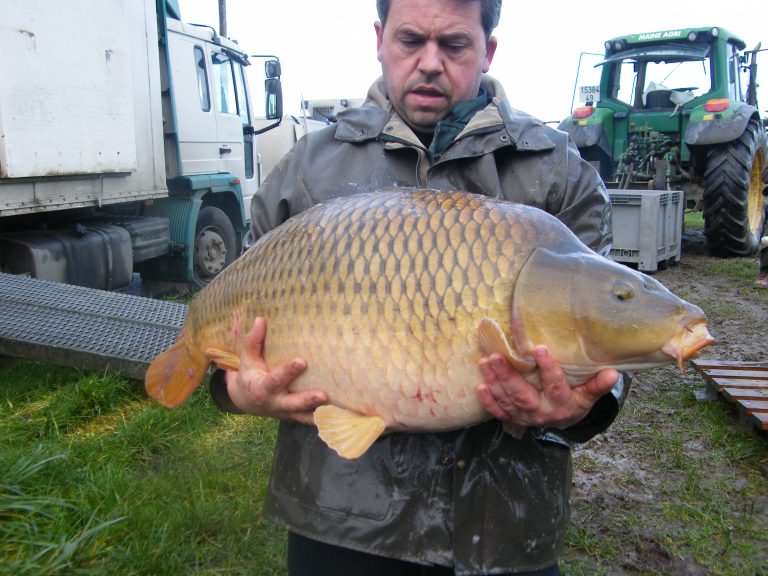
[0,273,186,380]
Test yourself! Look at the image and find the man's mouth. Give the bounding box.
[408,85,446,106]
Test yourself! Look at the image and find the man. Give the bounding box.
[211,0,625,573]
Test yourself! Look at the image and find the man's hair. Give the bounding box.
[376,0,501,39]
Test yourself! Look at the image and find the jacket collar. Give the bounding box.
[333,75,556,153]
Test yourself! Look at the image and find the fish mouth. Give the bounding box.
[661,319,715,372]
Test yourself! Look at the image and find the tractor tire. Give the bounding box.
[191,206,237,290]
[702,117,767,257]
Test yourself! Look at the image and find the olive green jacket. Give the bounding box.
[242,76,622,574]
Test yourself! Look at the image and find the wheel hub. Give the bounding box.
[195,229,227,277]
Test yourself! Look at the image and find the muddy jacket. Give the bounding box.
[241,76,623,574]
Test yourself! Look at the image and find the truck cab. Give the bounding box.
[0,0,284,292]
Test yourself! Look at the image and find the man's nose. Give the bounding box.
[417,41,444,76]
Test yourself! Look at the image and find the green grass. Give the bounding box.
[684,209,705,230]
[0,360,286,575]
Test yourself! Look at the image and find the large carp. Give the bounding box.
[145,189,713,458]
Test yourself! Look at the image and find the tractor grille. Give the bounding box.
[0,273,186,379]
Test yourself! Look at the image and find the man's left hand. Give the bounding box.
[476,345,619,429]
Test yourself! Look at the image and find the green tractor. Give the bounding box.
[559,26,767,256]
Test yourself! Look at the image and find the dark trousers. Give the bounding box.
[287,532,560,576]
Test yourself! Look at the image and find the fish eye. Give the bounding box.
[612,281,635,301]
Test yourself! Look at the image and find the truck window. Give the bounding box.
[610,61,639,106]
[729,44,744,101]
[194,46,211,112]
[640,59,710,100]
[235,63,254,180]
[235,64,250,127]
[212,52,237,115]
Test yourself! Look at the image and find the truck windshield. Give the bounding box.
[607,55,712,108]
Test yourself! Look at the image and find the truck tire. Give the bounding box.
[702,117,767,257]
[192,206,237,289]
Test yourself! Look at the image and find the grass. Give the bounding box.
[0,360,286,575]
[684,209,705,230]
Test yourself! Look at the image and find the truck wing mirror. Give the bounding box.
[265,77,283,120]
[265,59,281,79]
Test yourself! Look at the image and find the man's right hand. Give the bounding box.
[222,317,327,425]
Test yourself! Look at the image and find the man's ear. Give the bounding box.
[375,20,384,62]
[483,35,498,73]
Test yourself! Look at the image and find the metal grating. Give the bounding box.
[0,273,187,380]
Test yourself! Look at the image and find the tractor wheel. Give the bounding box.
[192,206,237,290]
[702,117,767,256]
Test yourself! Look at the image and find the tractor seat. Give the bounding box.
[644,90,673,109]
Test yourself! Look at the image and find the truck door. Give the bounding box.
[209,49,258,219]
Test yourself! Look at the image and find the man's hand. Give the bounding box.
[222,317,327,425]
[476,346,618,429]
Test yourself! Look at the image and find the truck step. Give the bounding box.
[0,273,186,380]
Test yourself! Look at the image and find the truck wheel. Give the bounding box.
[702,117,767,256]
[192,206,237,289]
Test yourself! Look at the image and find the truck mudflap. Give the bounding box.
[0,273,185,380]
[140,175,245,285]
[140,195,202,282]
[558,122,607,150]
[684,103,758,147]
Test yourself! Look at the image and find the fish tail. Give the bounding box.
[145,330,210,408]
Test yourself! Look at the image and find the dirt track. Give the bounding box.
[565,250,768,574]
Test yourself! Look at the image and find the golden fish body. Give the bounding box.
[146,189,713,458]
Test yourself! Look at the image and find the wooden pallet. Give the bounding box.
[691,359,768,432]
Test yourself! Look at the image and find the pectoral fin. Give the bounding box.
[477,319,539,438]
[477,318,536,373]
[314,405,387,459]
[205,348,241,371]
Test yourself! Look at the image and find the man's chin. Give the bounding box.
[402,111,443,134]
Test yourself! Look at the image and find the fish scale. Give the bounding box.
[146,188,713,459]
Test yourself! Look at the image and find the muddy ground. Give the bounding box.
[564,243,768,575]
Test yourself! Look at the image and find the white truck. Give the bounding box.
[0,0,284,293]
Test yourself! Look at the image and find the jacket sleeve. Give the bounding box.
[250,136,315,241]
[208,369,245,414]
[549,136,613,257]
[547,372,632,445]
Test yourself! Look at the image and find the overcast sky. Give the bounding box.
[178,0,767,123]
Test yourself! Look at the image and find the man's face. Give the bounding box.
[375,0,497,133]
